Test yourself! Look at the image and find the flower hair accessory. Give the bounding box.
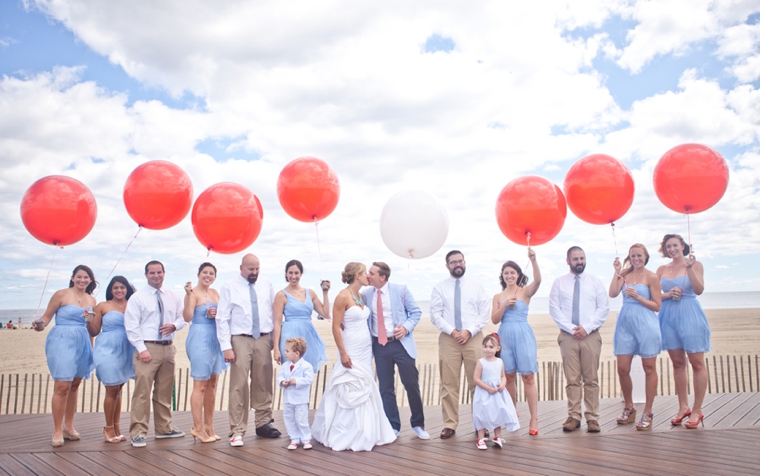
[490,332,501,341]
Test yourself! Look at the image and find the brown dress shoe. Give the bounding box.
[587,420,601,433]
[562,417,581,432]
[440,428,456,439]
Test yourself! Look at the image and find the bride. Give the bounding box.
[312,262,396,451]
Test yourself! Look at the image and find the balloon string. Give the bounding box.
[683,214,693,291]
[34,247,59,319]
[611,222,619,257]
[97,226,142,297]
[314,218,324,277]
[517,232,532,298]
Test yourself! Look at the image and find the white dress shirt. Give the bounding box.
[370,283,394,338]
[124,285,186,353]
[430,276,490,336]
[549,272,610,334]
[216,274,275,352]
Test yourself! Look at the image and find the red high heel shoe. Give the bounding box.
[670,408,692,425]
[684,413,705,429]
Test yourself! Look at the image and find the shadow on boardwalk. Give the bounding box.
[0,393,758,475]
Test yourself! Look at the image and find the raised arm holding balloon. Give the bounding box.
[491,248,541,435]
[608,244,662,431]
[656,234,710,429]
[273,260,330,373]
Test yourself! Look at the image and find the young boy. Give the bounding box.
[278,337,315,450]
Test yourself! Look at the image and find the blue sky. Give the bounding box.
[1,1,759,309]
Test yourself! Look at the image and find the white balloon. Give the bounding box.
[379,190,449,259]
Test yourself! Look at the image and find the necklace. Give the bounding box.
[113,300,126,311]
[631,270,645,284]
[351,293,364,307]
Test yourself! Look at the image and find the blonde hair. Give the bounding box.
[286,337,307,357]
[621,243,650,277]
[341,262,365,284]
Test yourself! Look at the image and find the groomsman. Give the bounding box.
[549,246,610,433]
[217,254,281,447]
[430,251,490,439]
[124,260,187,447]
[364,262,429,439]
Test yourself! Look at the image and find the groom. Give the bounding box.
[364,262,429,439]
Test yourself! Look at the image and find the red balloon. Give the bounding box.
[495,176,567,246]
[191,183,264,254]
[20,175,97,246]
[564,154,635,225]
[653,144,729,214]
[277,157,340,222]
[123,160,193,229]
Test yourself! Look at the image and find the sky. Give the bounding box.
[1,0,760,310]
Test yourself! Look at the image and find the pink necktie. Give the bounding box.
[377,290,387,346]
[290,364,294,371]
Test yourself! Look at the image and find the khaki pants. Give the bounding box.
[130,343,176,438]
[228,334,274,437]
[439,331,482,430]
[558,330,602,421]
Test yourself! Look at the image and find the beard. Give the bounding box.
[246,273,258,284]
[450,266,465,278]
[572,263,585,274]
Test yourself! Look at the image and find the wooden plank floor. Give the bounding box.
[0,393,758,475]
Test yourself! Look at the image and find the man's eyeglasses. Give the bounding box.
[448,260,465,266]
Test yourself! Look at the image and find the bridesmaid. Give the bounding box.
[609,244,662,431]
[88,276,136,443]
[273,260,331,372]
[656,234,710,429]
[33,265,96,447]
[183,262,227,443]
[491,248,541,435]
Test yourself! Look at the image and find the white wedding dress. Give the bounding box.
[311,304,396,451]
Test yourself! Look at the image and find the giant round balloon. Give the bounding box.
[653,144,729,214]
[564,154,635,225]
[123,160,193,229]
[380,191,449,259]
[495,176,567,246]
[277,157,340,222]
[191,182,264,254]
[20,175,98,246]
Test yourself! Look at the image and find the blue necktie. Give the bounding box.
[249,282,260,339]
[454,279,462,331]
[156,289,165,339]
[572,275,580,327]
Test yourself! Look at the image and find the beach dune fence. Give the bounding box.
[1,354,758,415]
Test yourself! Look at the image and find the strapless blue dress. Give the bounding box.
[93,311,135,386]
[613,284,662,358]
[659,275,711,353]
[45,305,94,381]
[496,300,538,374]
[279,291,327,373]
[186,303,228,380]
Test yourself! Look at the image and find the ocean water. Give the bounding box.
[3,291,759,326]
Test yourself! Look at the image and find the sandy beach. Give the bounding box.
[1,308,758,375]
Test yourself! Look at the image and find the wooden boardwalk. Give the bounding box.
[1,393,758,475]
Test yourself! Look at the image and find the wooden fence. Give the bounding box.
[1,354,757,415]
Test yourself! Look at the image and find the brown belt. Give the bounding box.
[374,335,398,342]
[144,340,173,346]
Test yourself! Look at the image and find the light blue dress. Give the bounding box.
[186,303,228,380]
[496,300,538,374]
[279,291,327,373]
[45,305,94,381]
[659,275,711,354]
[613,284,662,358]
[472,358,520,432]
[93,311,135,386]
